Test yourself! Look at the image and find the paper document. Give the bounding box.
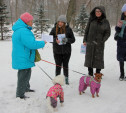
[57,34,66,45]
[41,34,53,42]
[80,44,86,54]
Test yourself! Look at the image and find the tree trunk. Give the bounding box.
[1,23,3,40]
[85,0,91,8]
[116,1,120,25]
[9,0,13,26]
[66,0,76,26]
[29,0,34,14]
[15,0,18,20]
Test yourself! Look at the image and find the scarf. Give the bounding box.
[119,20,126,38]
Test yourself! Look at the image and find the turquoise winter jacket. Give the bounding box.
[12,18,45,70]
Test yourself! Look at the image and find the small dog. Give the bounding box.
[46,75,65,113]
[79,73,103,98]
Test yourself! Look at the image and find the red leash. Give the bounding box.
[41,59,67,69]
[41,59,86,75]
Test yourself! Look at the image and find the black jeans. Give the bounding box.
[119,61,124,77]
[88,67,101,76]
[16,68,31,97]
[54,53,71,77]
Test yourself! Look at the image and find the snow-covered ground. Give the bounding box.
[0,28,126,113]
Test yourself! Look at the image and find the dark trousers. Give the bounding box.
[54,53,71,77]
[16,68,31,97]
[88,67,101,76]
[119,61,124,77]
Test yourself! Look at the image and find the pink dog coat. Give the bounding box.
[46,83,64,103]
[79,76,101,95]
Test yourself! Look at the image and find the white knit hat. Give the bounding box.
[121,4,126,12]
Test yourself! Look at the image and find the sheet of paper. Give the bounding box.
[80,44,86,54]
[57,34,65,45]
[41,34,53,42]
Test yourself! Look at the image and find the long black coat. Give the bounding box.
[83,6,111,69]
[115,13,126,61]
[50,23,75,54]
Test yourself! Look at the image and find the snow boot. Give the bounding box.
[123,77,126,81]
[65,77,69,85]
[26,89,35,92]
[119,75,124,81]
[17,95,29,100]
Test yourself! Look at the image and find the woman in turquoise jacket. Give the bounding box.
[12,12,46,99]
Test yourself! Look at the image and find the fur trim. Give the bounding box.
[52,75,65,86]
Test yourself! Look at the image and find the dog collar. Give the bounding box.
[93,78,101,84]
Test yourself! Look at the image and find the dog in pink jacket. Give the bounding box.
[79,73,103,98]
[46,75,65,112]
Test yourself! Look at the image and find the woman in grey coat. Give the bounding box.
[83,6,111,76]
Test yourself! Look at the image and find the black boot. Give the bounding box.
[17,95,29,100]
[26,89,35,92]
[65,77,69,85]
[88,67,93,76]
[96,69,101,73]
[119,61,124,81]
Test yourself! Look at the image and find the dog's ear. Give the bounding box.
[100,73,104,76]
[94,73,97,76]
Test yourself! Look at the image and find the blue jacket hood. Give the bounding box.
[12,18,32,32]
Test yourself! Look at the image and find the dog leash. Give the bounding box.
[41,59,86,76]
[37,64,53,80]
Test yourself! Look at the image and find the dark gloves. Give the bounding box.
[62,38,68,44]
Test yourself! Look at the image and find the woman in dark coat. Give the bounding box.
[50,15,75,84]
[83,6,111,76]
[115,4,126,81]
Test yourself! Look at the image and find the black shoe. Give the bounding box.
[119,76,124,81]
[26,89,35,92]
[17,95,29,99]
[124,77,126,81]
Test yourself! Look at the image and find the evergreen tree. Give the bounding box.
[74,4,89,36]
[33,4,49,38]
[0,3,10,40]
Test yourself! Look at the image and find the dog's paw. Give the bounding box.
[79,92,82,95]
[96,94,99,97]
[54,108,58,112]
[92,95,95,98]
[61,103,64,107]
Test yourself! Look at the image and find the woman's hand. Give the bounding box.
[117,20,123,28]
[56,38,60,44]
[44,41,47,44]
[83,42,86,46]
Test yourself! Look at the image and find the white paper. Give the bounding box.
[41,34,53,42]
[80,44,86,54]
[57,34,65,45]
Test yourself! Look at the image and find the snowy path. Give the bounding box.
[0,28,126,113]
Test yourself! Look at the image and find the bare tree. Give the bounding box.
[2,0,126,25]
[9,0,13,26]
[66,0,76,26]
[15,0,18,20]
[29,0,35,14]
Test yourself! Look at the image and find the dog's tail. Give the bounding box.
[46,97,54,113]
